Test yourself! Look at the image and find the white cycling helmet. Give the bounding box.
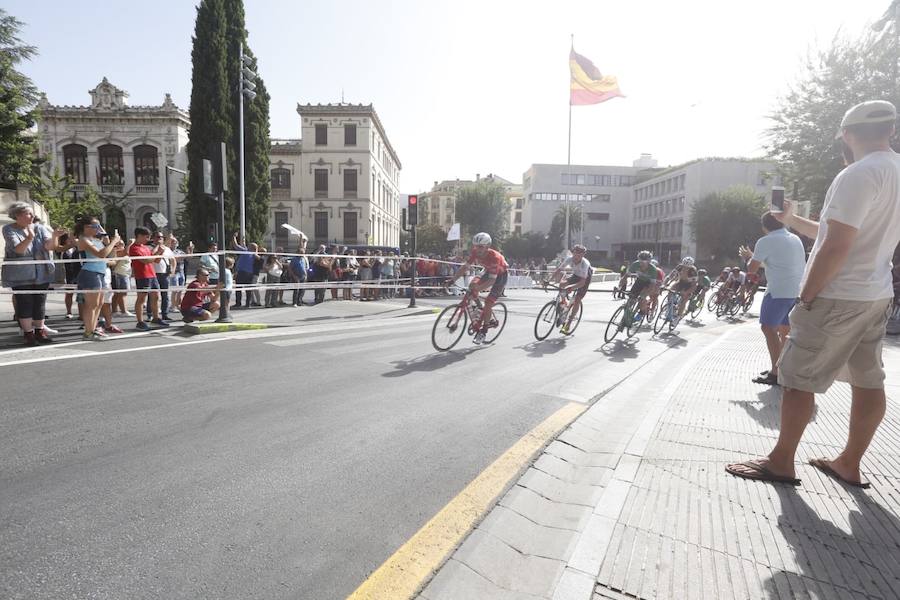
[681,256,695,266]
[472,232,492,246]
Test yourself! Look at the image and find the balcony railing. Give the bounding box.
[135,185,159,194]
[100,184,124,193]
[70,183,90,193]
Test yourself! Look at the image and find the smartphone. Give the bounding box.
[771,186,785,213]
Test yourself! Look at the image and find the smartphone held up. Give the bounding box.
[770,186,785,213]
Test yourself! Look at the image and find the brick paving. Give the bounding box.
[421,324,900,600]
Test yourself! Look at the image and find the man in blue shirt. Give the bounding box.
[230,234,258,309]
[740,211,807,385]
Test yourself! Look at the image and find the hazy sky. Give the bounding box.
[7,0,890,192]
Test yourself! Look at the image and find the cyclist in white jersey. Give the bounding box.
[548,244,593,333]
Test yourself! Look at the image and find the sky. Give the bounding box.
[6,0,891,192]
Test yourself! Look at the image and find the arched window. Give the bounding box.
[98,144,124,186]
[133,145,159,186]
[271,168,291,189]
[62,144,88,183]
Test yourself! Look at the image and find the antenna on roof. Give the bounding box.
[341,88,344,103]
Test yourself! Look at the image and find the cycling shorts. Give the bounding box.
[475,271,508,300]
[674,280,694,293]
[630,277,652,297]
[566,274,590,299]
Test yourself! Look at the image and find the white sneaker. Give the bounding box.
[123,311,134,316]
[42,325,59,335]
[473,331,485,345]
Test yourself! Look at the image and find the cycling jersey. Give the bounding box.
[674,264,699,282]
[726,272,746,288]
[560,256,592,279]
[467,248,508,276]
[628,260,661,281]
[698,276,712,290]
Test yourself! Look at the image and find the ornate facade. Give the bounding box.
[36,78,190,235]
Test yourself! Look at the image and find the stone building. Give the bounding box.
[35,78,190,235]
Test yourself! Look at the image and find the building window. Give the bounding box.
[514,225,522,235]
[515,198,523,209]
[514,212,522,223]
[587,212,610,220]
[98,144,124,185]
[133,145,159,186]
[314,211,328,240]
[62,144,88,183]
[274,211,289,247]
[314,169,328,197]
[343,211,358,242]
[561,173,569,185]
[344,124,357,146]
[271,168,291,189]
[576,174,585,185]
[315,124,327,145]
[344,169,357,198]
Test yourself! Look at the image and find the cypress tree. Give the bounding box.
[0,9,41,190]
[183,0,270,247]
[183,0,231,247]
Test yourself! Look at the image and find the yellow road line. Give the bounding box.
[347,401,586,600]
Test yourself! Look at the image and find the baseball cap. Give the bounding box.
[836,100,897,138]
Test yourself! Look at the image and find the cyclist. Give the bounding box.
[715,266,731,286]
[446,232,508,345]
[548,244,593,334]
[614,263,628,299]
[668,256,699,317]
[694,268,712,308]
[626,250,661,316]
[724,266,746,303]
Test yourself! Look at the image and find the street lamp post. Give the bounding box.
[164,165,187,230]
[238,45,257,242]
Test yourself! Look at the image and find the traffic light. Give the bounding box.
[207,223,217,244]
[241,54,257,101]
[408,194,418,226]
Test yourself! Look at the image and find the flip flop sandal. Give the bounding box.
[725,461,801,485]
[809,458,871,489]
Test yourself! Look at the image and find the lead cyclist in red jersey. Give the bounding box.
[447,232,509,344]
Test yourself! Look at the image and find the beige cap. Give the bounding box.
[837,100,897,137]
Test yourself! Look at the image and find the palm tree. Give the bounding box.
[552,204,583,248]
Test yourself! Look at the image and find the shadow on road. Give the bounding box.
[651,332,688,348]
[764,485,900,598]
[684,319,707,328]
[596,338,640,362]
[516,338,569,357]
[382,347,481,377]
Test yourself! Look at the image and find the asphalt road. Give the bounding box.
[0,287,750,599]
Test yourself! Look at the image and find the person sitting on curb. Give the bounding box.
[180,269,221,323]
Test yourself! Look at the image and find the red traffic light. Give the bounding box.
[409,194,418,205]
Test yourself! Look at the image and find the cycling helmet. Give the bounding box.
[638,250,652,261]
[731,266,741,273]
[472,232,492,246]
[698,268,707,276]
[681,256,695,266]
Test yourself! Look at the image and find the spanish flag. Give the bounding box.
[570,49,623,105]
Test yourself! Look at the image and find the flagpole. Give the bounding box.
[565,34,573,253]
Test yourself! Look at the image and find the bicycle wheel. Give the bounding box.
[729,295,742,317]
[431,304,468,351]
[605,305,625,343]
[653,293,671,334]
[690,295,704,320]
[483,302,508,344]
[706,292,718,312]
[534,300,557,341]
[742,290,755,313]
[561,302,583,335]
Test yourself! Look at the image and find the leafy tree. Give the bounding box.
[38,169,103,230]
[183,0,271,248]
[766,12,900,213]
[689,185,767,262]
[501,232,549,260]
[415,223,450,254]
[0,9,41,190]
[455,181,510,245]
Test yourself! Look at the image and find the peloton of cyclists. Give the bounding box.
[446,232,509,345]
[548,244,593,334]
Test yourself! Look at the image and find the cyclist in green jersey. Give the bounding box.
[626,250,661,315]
[695,268,712,308]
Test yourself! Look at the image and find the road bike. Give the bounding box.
[604,290,646,343]
[740,282,759,313]
[431,284,508,351]
[534,283,583,340]
[716,287,743,319]
[653,287,686,334]
[686,288,706,320]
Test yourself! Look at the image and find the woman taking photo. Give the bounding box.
[1,202,65,346]
[74,215,120,341]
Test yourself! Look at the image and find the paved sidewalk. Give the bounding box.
[421,323,900,600]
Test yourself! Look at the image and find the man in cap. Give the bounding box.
[727,100,900,487]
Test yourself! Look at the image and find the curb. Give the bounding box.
[184,323,269,334]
